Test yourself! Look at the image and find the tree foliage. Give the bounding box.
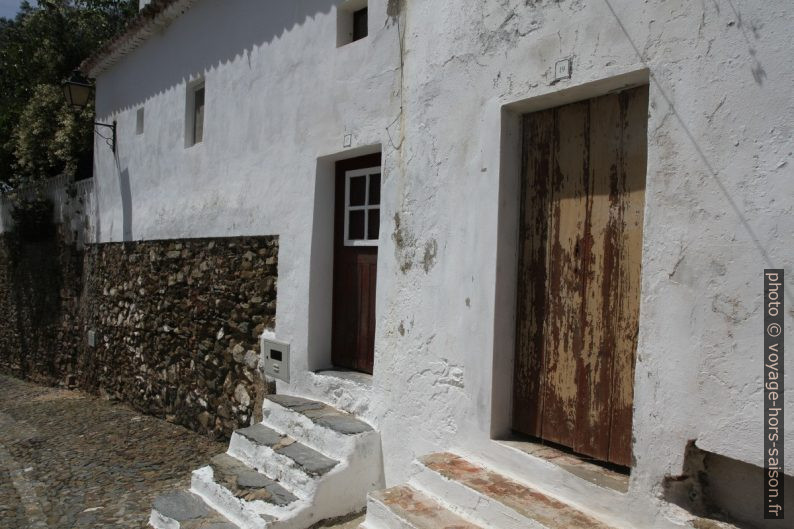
[0,1,137,188]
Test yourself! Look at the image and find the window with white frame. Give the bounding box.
[344,167,381,246]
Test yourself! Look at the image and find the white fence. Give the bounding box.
[0,174,96,244]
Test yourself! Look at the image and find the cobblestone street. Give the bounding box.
[0,375,365,529]
[0,374,231,528]
[0,374,226,528]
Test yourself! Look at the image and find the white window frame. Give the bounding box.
[344,166,381,247]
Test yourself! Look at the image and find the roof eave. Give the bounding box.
[81,0,198,79]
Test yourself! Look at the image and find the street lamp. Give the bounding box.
[62,70,116,153]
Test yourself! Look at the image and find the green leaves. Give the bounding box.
[0,0,136,188]
[10,84,94,186]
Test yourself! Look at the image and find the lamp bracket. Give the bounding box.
[94,121,116,153]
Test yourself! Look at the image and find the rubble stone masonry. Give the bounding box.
[0,232,278,439]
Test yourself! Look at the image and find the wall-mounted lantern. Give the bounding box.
[62,70,116,153]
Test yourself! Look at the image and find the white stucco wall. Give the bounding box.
[92,0,793,525]
[93,0,400,395]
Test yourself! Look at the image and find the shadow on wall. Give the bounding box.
[96,0,338,116]
[601,0,783,279]
[663,441,793,529]
[0,228,84,385]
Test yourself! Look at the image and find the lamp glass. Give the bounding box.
[65,82,91,108]
[62,71,92,108]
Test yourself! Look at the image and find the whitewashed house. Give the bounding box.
[83,1,792,528]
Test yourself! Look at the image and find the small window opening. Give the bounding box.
[185,80,205,147]
[337,0,368,47]
[193,86,205,144]
[352,8,368,41]
[136,107,144,135]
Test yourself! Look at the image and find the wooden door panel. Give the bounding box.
[607,86,648,466]
[540,100,589,451]
[513,86,648,467]
[572,92,622,461]
[356,255,377,374]
[513,108,554,437]
[332,154,381,374]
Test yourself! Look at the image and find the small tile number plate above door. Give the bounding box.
[344,167,381,246]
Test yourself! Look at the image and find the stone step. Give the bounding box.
[413,452,616,529]
[363,485,482,529]
[237,423,338,476]
[149,490,239,529]
[152,393,384,529]
[190,453,301,529]
[229,423,339,497]
[209,453,298,506]
[262,394,377,460]
[266,395,373,434]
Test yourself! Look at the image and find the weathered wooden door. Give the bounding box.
[513,86,648,467]
[331,154,381,374]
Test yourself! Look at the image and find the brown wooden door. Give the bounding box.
[513,86,648,467]
[332,154,381,374]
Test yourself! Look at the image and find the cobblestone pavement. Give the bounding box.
[0,375,366,529]
[0,374,227,528]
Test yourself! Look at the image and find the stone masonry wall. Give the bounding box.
[81,237,278,438]
[0,229,84,386]
[0,233,278,440]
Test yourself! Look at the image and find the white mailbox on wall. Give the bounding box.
[261,332,290,383]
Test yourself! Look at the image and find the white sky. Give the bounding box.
[0,0,24,20]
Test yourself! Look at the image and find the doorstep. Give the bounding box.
[497,437,630,493]
[290,369,375,421]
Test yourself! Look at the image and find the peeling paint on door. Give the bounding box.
[513,85,648,467]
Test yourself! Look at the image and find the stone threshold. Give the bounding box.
[312,369,373,387]
[496,436,630,493]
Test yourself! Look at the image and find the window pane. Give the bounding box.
[353,7,368,41]
[369,173,380,205]
[349,175,366,206]
[349,210,365,240]
[193,87,205,144]
[368,208,380,240]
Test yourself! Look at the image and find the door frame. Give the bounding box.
[509,86,648,467]
[330,153,382,374]
[306,145,382,375]
[488,70,650,447]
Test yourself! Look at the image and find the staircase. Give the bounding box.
[149,394,383,529]
[361,452,619,529]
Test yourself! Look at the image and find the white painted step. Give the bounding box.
[152,394,383,529]
[229,423,338,497]
[191,453,298,529]
[361,485,483,529]
[258,393,384,523]
[262,394,377,461]
[409,452,618,529]
[149,490,239,529]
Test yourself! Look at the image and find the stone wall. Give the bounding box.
[81,237,278,438]
[0,232,279,440]
[0,229,84,386]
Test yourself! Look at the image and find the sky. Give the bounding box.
[0,0,24,20]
